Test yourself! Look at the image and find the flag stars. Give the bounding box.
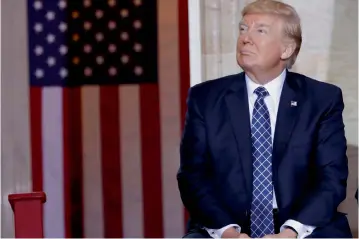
[133,0,142,7]
[134,43,142,52]
[34,23,43,33]
[34,69,44,79]
[120,9,129,18]
[134,66,143,75]
[108,21,116,30]
[59,22,67,32]
[73,34,80,41]
[59,45,67,55]
[95,10,104,19]
[84,67,92,76]
[108,44,117,53]
[72,11,79,19]
[58,0,67,10]
[46,34,56,44]
[47,57,56,67]
[96,56,104,65]
[121,55,129,64]
[121,32,129,41]
[133,20,142,29]
[73,57,80,65]
[34,45,44,56]
[59,68,68,78]
[84,0,91,7]
[84,21,92,30]
[30,0,155,84]
[108,0,116,7]
[96,32,104,42]
[84,44,92,53]
[33,1,43,10]
[108,67,117,76]
[45,11,56,21]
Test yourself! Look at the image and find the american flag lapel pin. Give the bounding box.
[291,101,297,107]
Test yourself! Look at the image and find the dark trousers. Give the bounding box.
[184,210,280,238]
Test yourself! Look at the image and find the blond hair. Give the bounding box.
[242,0,302,69]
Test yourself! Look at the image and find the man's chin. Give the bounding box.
[237,61,255,72]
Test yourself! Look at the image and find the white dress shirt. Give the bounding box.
[205,69,316,238]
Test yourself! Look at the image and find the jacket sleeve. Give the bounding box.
[177,87,236,229]
[290,87,348,227]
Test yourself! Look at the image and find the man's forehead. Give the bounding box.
[240,14,278,26]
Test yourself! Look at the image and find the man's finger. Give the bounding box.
[262,234,276,238]
[238,233,250,238]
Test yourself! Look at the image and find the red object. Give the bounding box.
[8,192,46,238]
[178,0,191,229]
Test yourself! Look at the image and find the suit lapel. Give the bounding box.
[225,73,253,194]
[272,71,305,179]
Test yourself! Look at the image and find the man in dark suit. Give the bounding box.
[177,0,351,238]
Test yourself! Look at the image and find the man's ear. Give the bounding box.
[281,41,296,60]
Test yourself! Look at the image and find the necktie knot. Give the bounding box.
[254,87,269,98]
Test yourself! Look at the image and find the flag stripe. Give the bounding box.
[30,87,43,192]
[62,88,84,238]
[158,0,184,236]
[119,85,144,238]
[179,0,191,126]
[100,86,123,238]
[42,87,65,238]
[140,84,164,238]
[178,0,191,227]
[62,89,72,238]
[82,86,104,238]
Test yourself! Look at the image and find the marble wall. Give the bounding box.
[1,0,33,237]
[197,0,358,236]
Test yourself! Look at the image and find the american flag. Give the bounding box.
[27,0,190,237]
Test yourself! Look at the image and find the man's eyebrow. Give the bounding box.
[256,23,270,28]
[238,22,271,28]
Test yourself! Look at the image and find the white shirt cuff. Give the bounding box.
[281,219,316,239]
[204,224,241,238]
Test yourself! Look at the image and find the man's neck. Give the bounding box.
[244,66,286,85]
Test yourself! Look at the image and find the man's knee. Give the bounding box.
[307,212,352,238]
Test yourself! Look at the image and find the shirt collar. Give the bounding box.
[245,69,286,100]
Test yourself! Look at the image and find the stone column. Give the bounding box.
[1,0,33,237]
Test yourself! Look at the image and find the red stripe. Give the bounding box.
[62,88,84,238]
[178,0,191,228]
[100,86,123,238]
[140,84,164,237]
[178,0,191,127]
[30,87,43,192]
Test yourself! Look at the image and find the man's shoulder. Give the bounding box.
[290,71,342,95]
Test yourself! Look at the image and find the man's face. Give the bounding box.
[236,13,286,72]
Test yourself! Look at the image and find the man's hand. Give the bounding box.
[221,227,250,238]
[262,228,297,238]
[221,227,241,238]
[238,233,250,238]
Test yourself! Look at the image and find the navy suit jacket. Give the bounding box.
[177,70,350,236]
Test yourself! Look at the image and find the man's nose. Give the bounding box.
[242,32,253,44]
[239,31,253,45]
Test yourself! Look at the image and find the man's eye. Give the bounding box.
[258,29,266,33]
